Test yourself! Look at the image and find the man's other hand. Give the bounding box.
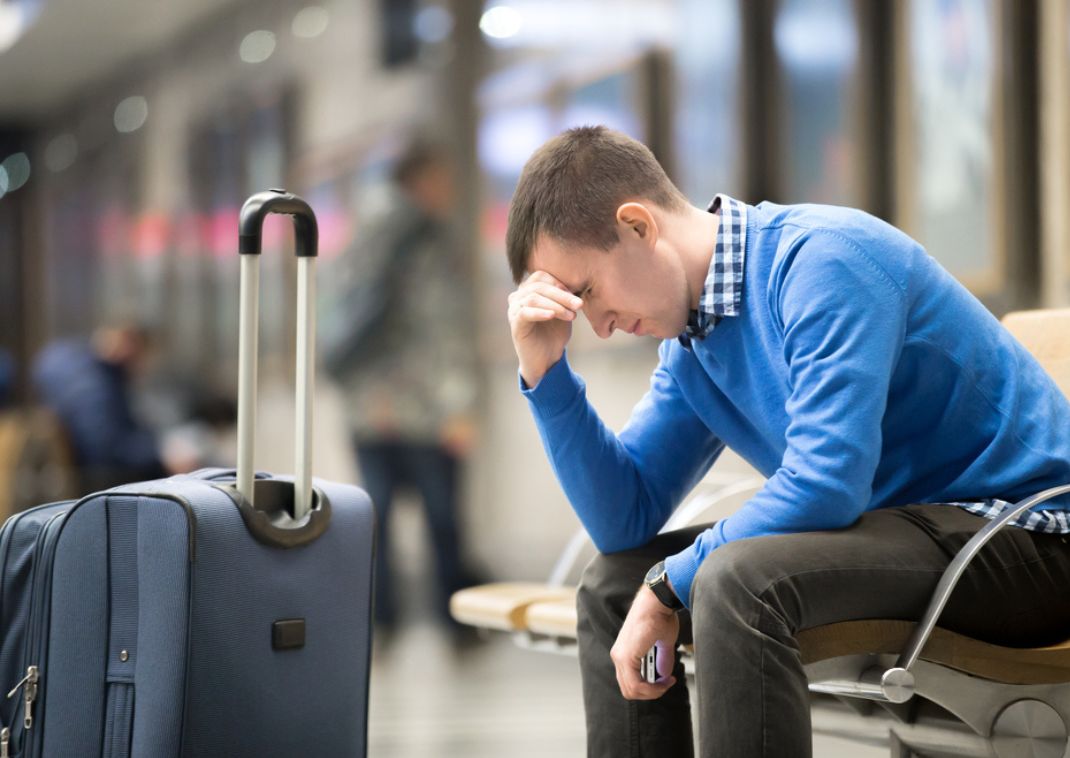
[610,585,680,700]
[507,271,583,388]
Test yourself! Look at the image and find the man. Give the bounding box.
[327,139,480,645]
[32,324,194,491]
[505,126,1070,757]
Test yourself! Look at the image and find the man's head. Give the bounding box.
[92,323,154,376]
[393,139,455,219]
[507,126,697,340]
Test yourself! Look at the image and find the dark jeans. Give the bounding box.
[577,504,1070,757]
[355,439,469,629]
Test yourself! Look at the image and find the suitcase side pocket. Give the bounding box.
[102,682,134,758]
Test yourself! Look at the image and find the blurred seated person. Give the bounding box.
[32,324,196,492]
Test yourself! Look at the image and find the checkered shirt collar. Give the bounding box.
[679,194,747,348]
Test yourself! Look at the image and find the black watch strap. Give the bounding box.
[644,560,683,611]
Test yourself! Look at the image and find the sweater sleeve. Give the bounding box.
[665,231,909,607]
[523,344,724,554]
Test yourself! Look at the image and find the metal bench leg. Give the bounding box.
[889,732,918,758]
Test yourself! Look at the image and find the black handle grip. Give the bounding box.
[216,480,332,549]
[238,188,318,257]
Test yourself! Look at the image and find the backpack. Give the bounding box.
[319,212,435,382]
[0,407,78,520]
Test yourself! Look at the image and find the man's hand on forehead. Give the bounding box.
[507,269,585,388]
[516,270,584,320]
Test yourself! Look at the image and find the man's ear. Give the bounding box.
[616,202,658,249]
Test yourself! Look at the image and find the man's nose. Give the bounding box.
[590,309,615,339]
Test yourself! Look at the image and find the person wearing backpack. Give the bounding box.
[325,139,481,648]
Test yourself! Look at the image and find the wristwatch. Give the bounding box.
[644,560,684,612]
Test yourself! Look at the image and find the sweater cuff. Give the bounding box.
[664,545,702,611]
[519,352,585,419]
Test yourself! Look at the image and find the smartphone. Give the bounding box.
[640,644,658,684]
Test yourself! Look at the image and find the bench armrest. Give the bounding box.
[827,485,1070,703]
[896,484,1070,672]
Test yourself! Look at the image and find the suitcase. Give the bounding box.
[0,190,375,757]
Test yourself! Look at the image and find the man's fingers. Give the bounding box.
[508,282,580,324]
[530,282,583,310]
[615,659,676,700]
[512,282,583,311]
[520,293,577,320]
[513,305,556,322]
[520,275,584,308]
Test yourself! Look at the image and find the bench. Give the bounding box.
[452,308,1070,757]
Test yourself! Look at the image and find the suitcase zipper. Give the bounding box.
[5,666,38,730]
[16,510,66,757]
[0,502,74,756]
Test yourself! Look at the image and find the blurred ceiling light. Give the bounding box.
[240,30,276,63]
[0,0,41,55]
[114,96,149,133]
[479,5,521,40]
[292,6,329,39]
[0,165,8,199]
[773,1,857,72]
[478,1,673,50]
[478,105,553,176]
[45,133,78,172]
[415,5,453,44]
[0,152,31,193]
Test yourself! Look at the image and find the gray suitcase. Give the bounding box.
[0,190,375,757]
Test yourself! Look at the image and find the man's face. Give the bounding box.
[528,224,691,341]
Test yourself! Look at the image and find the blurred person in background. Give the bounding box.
[323,138,481,649]
[32,323,198,492]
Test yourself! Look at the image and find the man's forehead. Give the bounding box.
[529,235,591,290]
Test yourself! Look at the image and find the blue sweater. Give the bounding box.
[522,201,1070,608]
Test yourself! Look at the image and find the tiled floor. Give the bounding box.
[368,623,889,757]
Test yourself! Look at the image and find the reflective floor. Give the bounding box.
[370,625,587,757]
[368,623,888,757]
[366,492,889,757]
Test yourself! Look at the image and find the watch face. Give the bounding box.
[645,561,665,585]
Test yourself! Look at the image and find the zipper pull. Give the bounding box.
[5,667,33,700]
[6,666,39,730]
[1,726,10,758]
[22,666,38,730]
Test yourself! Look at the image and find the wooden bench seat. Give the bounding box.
[797,620,1070,686]
[458,584,1070,688]
[448,582,576,632]
[525,590,579,638]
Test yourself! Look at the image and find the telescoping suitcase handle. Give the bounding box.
[237,189,318,520]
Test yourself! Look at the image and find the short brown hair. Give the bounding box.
[506,126,687,283]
